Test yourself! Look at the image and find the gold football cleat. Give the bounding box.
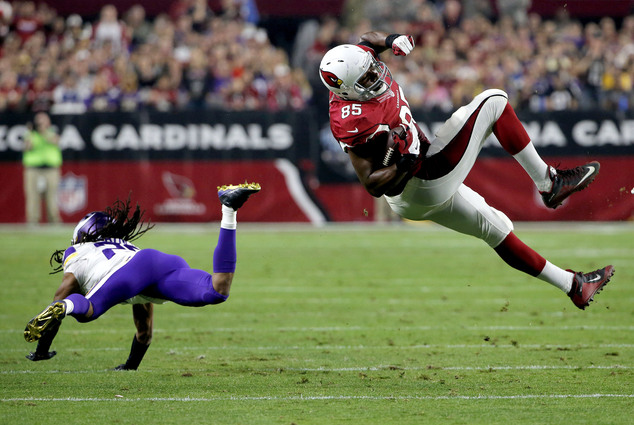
[217,182,261,210]
[24,301,66,343]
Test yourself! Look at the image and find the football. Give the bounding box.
[382,126,406,166]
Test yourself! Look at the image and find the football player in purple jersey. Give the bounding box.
[320,30,614,310]
[24,183,261,370]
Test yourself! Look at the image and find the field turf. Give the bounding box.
[1,222,633,424]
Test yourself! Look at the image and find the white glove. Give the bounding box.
[391,35,415,56]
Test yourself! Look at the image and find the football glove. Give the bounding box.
[391,124,415,155]
[391,35,415,56]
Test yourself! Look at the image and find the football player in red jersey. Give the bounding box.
[320,31,614,310]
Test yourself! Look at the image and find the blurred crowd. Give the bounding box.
[0,0,311,114]
[1,0,633,114]
[301,0,634,113]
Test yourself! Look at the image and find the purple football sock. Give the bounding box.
[65,293,91,320]
[213,228,236,273]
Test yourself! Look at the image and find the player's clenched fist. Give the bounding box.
[391,35,414,56]
[391,124,414,154]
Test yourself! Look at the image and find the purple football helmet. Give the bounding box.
[71,212,110,244]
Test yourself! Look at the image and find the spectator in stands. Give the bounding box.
[421,75,453,112]
[601,61,633,111]
[133,47,161,92]
[124,5,152,47]
[46,15,66,45]
[61,13,88,52]
[51,71,87,114]
[12,1,40,44]
[22,111,62,224]
[223,70,260,110]
[187,0,214,33]
[218,0,259,24]
[0,69,25,111]
[147,74,178,111]
[85,68,120,112]
[181,47,211,109]
[0,0,12,38]
[441,0,463,30]
[265,64,307,111]
[497,0,531,26]
[119,68,142,112]
[25,73,53,112]
[93,4,126,52]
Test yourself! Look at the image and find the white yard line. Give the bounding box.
[3,394,634,402]
[4,324,634,335]
[5,343,634,353]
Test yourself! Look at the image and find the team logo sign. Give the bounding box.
[154,172,206,216]
[58,172,87,214]
[320,70,343,88]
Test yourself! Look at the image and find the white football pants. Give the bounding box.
[385,89,514,247]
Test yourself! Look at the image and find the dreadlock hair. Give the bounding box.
[49,196,154,274]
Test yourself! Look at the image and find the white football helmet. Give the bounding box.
[319,44,391,101]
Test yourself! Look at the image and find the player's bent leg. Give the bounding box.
[213,227,236,276]
[24,292,96,342]
[64,293,93,322]
[492,102,532,156]
[422,185,569,287]
[490,98,600,206]
[147,268,228,306]
[212,272,233,297]
[494,232,547,277]
[427,89,507,162]
[423,184,514,248]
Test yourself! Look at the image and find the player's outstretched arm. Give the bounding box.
[359,31,415,56]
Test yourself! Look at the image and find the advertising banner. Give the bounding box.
[1,109,632,222]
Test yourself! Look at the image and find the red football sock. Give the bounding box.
[494,232,547,277]
[492,103,531,155]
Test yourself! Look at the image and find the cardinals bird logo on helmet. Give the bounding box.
[320,70,343,89]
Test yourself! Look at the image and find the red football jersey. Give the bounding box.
[328,45,430,157]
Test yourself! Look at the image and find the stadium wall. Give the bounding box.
[1,109,632,223]
[39,0,634,19]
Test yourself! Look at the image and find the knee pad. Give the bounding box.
[479,90,509,123]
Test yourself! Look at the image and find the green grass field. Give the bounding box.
[1,222,633,424]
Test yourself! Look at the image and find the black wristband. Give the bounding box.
[386,34,401,48]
